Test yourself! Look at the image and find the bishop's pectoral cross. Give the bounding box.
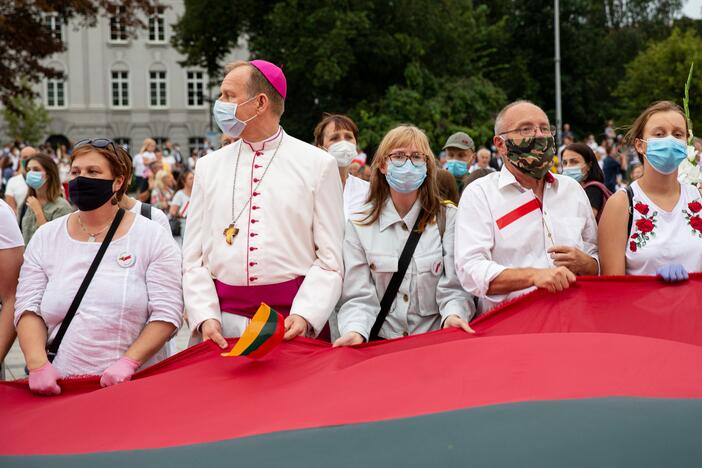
[223,224,239,245]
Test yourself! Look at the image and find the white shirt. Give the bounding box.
[455,165,598,314]
[14,214,183,377]
[338,199,474,340]
[0,199,23,249]
[171,190,191,218]
[183,127,344,336]
[130,200,172,237]
[5,174,28,212]
[344,175,369,221]
[625,181,702,275]
[133,153,145,178]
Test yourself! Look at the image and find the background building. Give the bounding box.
[0,0,246,155]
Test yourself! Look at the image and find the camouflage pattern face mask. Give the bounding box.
[502,136,555,180]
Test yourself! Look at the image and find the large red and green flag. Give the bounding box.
[2,276,702,467]
[221,303,284,358]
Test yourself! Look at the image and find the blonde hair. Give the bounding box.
[154,169,171,192]
[360,125,441,231]
[624,101,688,156]
[140,138,156,154]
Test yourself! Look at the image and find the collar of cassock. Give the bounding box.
[243,126,284,153]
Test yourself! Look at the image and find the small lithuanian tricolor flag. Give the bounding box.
[221,303,285,358]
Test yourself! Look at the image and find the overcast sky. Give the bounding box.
[684,0,702,18]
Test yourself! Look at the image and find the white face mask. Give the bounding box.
[327,140,357,167]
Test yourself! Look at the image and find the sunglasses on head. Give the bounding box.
[74,138,119,158]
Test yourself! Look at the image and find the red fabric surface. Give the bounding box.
[2,275,702,455]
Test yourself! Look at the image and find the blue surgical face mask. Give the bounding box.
[562,166,584,182]
[25,171,46,189]
[446,159,468,177]
[213,97,257,138]
[644,136,687,175]
[385,160,427,193]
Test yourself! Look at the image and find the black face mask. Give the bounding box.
[68,177,115,211]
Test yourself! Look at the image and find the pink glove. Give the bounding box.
[100,356,141,388]
[28,362,61,396]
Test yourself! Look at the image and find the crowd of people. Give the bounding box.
[0,58,700,395]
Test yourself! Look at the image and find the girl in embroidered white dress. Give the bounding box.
[599,101,702,281]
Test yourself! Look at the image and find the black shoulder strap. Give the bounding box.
[47,208,125,361]
[18,201,28,226]
[140,202,152,219]
[626,185,634,237]
[369,212,425,341]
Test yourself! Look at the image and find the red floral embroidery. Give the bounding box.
[635,218,654,233]
[629,199,658,252]
[683,199,702,238]
[634,202,649,215]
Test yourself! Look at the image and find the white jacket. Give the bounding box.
[338,198,475,340]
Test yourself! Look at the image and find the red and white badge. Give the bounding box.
[117,252,136,268]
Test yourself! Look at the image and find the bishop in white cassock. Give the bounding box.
[183,60,344,347]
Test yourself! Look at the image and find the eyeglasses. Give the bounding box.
[499,125,557,137]
[388,151,428,167]
[74,138,119,158]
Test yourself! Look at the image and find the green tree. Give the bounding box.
[2,96,51,145]
[614,28,702,126]
[0,0,156,110]
[249,0,506,146]
[477,0,685,136]
[172,0,507,150]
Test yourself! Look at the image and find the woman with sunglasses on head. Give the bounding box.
[599,101,702,282]
[14,139,183,395]
[334,125,475,346]
[19,153,74,244]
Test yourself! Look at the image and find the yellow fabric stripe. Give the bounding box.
[221,303,271,356]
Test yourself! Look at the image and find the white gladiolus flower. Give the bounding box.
[678,158,701,186]
[688,145,698,164]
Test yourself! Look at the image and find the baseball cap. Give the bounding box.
[443,132,475,151]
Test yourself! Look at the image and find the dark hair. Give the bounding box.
[26,153,62,202]
[435,168,460,204]
[176,169,193,191]
[563,143,604,183]
[313,114,359,148]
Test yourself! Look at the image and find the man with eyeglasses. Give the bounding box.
[454,100,598,314]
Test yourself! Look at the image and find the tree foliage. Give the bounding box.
[614,28,702,127]
[0,0,156,110]
[2,95,50,145]
[169,0,700,147]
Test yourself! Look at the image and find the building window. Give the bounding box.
[154,137,169,149]
[149,71,167,107]
[46,77,66,108]
[109,8,128,42]
[187,71,205,107]
[44,14,64,42]
[148,6,166,42]
[111,71,129,107]
[189,137,206,154]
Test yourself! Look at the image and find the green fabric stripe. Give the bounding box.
[4,397,702,467]
[241,309,278,356]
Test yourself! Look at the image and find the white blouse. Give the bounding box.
[14,213,183,377]
[625,181,702,275]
